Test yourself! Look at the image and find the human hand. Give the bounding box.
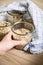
[0,31,26,55]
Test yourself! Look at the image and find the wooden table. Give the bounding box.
[0,49,43,65]
[32,0,43,10]
[0,0,25,6]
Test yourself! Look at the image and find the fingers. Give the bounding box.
[12,40,27,46]
[5,31,13,38]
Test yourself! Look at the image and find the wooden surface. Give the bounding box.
[0,49,43,65]
[32,0,43,10]
[0,0,25,6]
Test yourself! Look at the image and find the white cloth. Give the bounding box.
[24,0,43,54]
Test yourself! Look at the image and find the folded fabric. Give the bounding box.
[24,0,43,54]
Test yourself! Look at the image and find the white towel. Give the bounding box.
[24,0,43,54]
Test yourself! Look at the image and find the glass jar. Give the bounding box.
[11,21,35,50]
[7,10,23,24]
[0,21,11,41]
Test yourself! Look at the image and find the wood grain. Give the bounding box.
[0,49,43,65]
[0,0,25,6]
[32,0,43,10]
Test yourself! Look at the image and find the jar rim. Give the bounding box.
[7,11,23,16]
[11,21,35,36]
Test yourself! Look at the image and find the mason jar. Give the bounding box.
[7,10,23,24]
[11,21,35,50]
[0,21,11,41]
